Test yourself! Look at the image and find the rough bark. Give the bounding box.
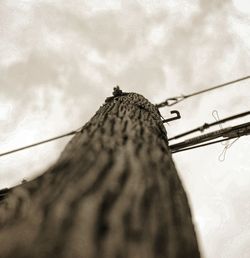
[0,90,200,258]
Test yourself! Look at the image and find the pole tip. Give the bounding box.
[113,86,123,97]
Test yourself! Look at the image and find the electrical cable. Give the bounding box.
[1,75,250,158]
[0,126,84,158]
[171,137,234,153]
[156,75,250,108]
[168,110,250,141]
[170,121,250,153]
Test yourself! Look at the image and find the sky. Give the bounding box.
[0,0,250,257]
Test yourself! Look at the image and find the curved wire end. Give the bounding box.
[162,110,181,123]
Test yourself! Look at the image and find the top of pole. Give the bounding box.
[105,85,129,103]
[113,86,123,96]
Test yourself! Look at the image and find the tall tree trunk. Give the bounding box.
[0,89,200,258]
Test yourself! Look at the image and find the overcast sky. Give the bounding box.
[0,1,250,257]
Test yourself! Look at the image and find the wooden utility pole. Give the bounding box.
[0,88,200,258]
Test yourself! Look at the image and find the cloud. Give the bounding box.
[0,1,250,257]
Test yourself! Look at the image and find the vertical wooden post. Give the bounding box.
[0,89,200,258]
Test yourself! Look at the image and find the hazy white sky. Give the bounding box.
[0,1,250,257]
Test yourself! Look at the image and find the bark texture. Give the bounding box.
[0,90,200,258]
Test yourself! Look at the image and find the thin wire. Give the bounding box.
[212,110,229,147]
[0,126,84,158]
[156,75,250,108]
[172,135,240,157]
[168,110,250,141]
[218,137,239,162]
[212,110,223,129]
[171,137,236,154]
[170,121,250,153]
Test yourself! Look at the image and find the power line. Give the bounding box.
[170,121,250,153]
[1,79,249,158]
[171,137,232,153]
[168,110,250,141]
[0,126,84,158]
[156,75,250,108]
[1,116,249,158]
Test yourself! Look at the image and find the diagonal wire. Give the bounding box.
[156,75,250,108]
[170,121,250,153]
[1,75,249,158]
[0,126,84,158]
[168,110,250,141]
[171,137,234,153]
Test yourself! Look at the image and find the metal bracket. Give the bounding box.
[162,110,181,123]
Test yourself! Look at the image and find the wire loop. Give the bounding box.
[156,75,250,108]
